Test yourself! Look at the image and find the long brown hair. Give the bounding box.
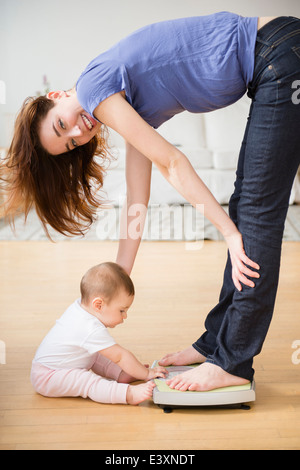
[0,95,112,238]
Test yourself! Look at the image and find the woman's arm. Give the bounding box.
[94,93,260,290]
[116,142,152,275]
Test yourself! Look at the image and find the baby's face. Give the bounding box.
[100,290,134,328]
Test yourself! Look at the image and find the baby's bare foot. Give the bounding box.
[159,346,206,367]
[126,381,156,405]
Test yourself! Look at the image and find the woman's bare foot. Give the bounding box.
[158,346,206,367]
[126,381,156,405]
[166,362,250,392]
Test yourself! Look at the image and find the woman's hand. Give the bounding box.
[224,231,260,291]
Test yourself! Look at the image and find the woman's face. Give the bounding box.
[39,89,101,155]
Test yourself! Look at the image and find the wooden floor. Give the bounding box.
[0,240,299,450]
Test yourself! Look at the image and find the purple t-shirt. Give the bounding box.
[76,12,258,128]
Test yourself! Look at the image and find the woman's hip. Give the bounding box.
[249,16,300,97]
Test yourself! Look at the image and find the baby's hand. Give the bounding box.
[146,366,168,380]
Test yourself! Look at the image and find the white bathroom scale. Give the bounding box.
[152,362,255,412]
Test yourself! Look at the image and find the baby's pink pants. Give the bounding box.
[30,353,129,404]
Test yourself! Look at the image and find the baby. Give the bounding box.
[31,262,167,405]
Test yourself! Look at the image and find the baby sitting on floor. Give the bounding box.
[31,262,167,405]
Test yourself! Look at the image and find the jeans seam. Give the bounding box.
[272,29,300,47]
[254,78,279,201]
[258,17,299,43]
[257,17,300,58]
[261,29,300,58]
[192,343,208,358]
[292,45,300,59]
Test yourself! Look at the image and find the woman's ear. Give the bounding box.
[47,90,68,100]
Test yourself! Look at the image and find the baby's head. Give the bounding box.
[80,262,135,328]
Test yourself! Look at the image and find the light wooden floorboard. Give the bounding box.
[0,240,299,450]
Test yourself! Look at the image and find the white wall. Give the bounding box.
[1,0,300,147]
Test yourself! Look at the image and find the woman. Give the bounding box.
[1,12,300,391]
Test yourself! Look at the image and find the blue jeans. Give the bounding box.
[193,17,300,381]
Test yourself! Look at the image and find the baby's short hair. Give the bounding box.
[80,262,135,305]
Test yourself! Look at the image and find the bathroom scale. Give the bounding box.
[152,362,255,412]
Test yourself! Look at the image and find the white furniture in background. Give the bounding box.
[103,94,300,206]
